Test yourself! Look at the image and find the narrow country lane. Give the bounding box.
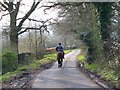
[32,50,101,88]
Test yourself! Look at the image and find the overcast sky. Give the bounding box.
[0,0,119,28]
[0,0,59,30]
[0,0,119,34]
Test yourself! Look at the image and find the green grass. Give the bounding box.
[64,49,79,54]
[1,49,79,81]
[77,52,119,87]
[78,54,98,72]
[84,63,98,71]
[1,71,21,80]
[98,69,119,82]
[1,53,56,81]
[77,55,85,62]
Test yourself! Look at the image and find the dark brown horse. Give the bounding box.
[57,51,63,68]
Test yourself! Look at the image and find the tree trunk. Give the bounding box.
[10,33,18,55]
[34,22,38,59]
[9,12,18,55]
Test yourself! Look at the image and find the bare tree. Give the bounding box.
[0,0,42,55]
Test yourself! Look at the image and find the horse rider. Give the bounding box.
[56,43,65,59]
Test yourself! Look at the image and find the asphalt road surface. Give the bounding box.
[32,50,101,88]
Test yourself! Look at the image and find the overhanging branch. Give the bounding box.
[15,0,22,16]
[18,1,41,28]
[0,2,8,11]
[18,22,57,35]
[0,9,15,20]
[18,25,44,35]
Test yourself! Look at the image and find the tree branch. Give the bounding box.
[0,7,7,11]
[18,20,57,35]
[9,2,14,10]
[0,9,15,21]
[42,2,83,12]
[15,0,22,17]
[17,17,44,23]
[0,2,8,11]
[18,1,41,28]
[0,13,9,21]
[18,26,44,35]
[3,0,9,7]
[17,17,58,28]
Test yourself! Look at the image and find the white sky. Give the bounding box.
[0,0,119,28]
[0,0,59,30]
[0,0,119,34]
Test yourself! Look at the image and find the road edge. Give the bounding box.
[76,61,119,90]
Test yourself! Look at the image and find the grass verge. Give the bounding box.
[1,49,79,81]
[77,52,119,88]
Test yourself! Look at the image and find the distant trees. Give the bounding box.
[19,28,47,59]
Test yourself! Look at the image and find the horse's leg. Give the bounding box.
[58,58,61,68]
[58,53,63,68]
[57,53,60,68]
[60,58,62,67]
[60,61,62,67]
[61,58,63,63]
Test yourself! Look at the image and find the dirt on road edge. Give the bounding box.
[2,60,56,88]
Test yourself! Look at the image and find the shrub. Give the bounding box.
[2,51,18,74]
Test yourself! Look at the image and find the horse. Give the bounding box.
[57,51,63,68]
